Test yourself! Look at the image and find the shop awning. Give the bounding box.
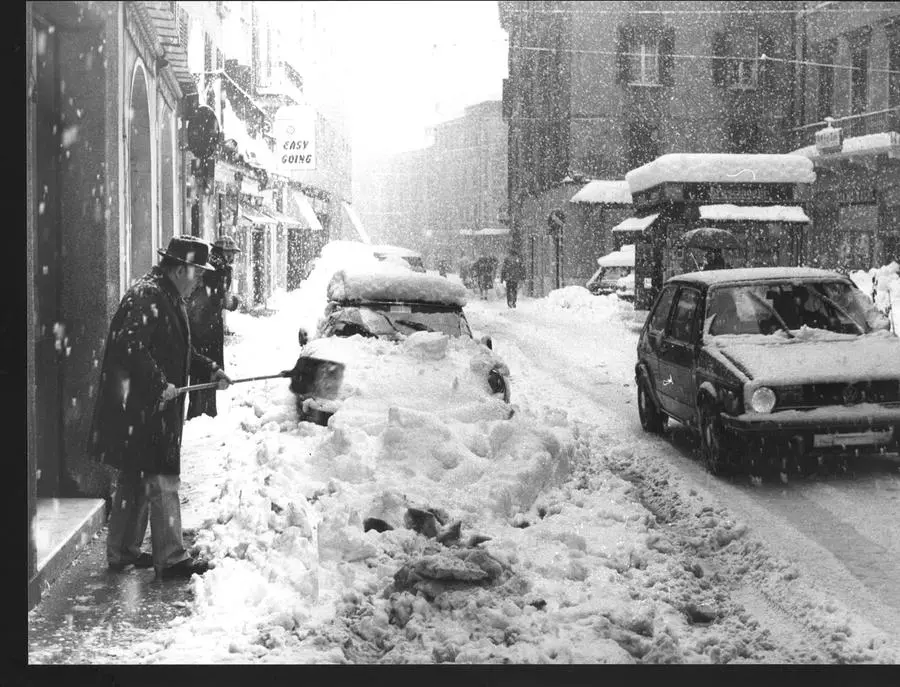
[570,180,632,205]
[239,205,277,226]
[265,209,302,227]
[699,205,810,223]
[611,214,659,233]
[341,201,371,243]
[459,227,510,236]
[288,191,325,232]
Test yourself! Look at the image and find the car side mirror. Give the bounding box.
[298,328,308,347]
[480,334,493,350]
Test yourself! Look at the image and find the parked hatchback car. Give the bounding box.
[586,245,635,296]
[292,266,511,425]
[635,267,900,475]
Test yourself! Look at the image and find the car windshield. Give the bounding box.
[329,304,472,339]
[705,280,881,337]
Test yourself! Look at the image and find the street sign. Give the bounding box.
[547,208,566,235]
[274,105,317,172]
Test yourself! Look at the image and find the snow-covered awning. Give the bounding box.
[570,180,632,205]
[266,208,302,227]
[286,191,324,232]
[459,227,510,236]
[699,205,810,223]
[611,214,659,233]
[790,132,900,160]
[342,202,371,243]
[626,154,816,194]
[239,205,277,226]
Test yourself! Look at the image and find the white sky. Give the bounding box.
[309,1,509,162]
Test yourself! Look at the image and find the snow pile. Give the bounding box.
[327,268,468,306]
[850,262,900,332]
[542,286,622,315]
[625,154,815,194]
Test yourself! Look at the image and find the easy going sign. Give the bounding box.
[274,105,317,172]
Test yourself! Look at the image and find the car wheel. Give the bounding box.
[699,403,735,476]
[638,377,667,434]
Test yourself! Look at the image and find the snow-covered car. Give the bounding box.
[635,267,898,476]
[586,245,634,296]
[370,244,426,272]
[292,265,512,425]
[615,272,635,302]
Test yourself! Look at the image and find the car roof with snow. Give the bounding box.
[370,244,423,259]
[326,266,468,306]
[669,266,848,288]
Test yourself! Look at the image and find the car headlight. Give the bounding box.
[488,367,511,402]
[749,387,777,414]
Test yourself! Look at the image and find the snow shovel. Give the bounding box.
[173,371,293,395]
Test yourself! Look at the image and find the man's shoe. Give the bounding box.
[108,552,154,572]
[158,557,210,580]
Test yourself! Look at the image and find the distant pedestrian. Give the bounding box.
[473,255,497,300]
[500,249,526,308]
[702,248,726,271]
[186,236,242,419]
[87,236,231,580]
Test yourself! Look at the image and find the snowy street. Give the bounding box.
[29,279,900,664]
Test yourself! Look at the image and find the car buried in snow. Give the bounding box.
[635,266,900,476]
[290,266,512,426]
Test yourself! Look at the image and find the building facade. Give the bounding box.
[353,100,508,269]
[179,0,354,306]
[788,2,900,272]
[499,0,802,295]
[27,0,195,604]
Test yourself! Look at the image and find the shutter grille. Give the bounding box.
[712,31,727,87]
[616,26,632,84]
[660,27,675,86]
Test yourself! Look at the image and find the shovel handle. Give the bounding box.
[173,371,291,396]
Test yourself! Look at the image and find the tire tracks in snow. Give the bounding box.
[475,305,900,662]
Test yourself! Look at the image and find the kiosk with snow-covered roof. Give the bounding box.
[622,153,816,309]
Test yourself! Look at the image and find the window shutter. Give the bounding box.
[759,31,776,90]
[617,26,632,84]
[660,27,675,86]
[711,31,727,87]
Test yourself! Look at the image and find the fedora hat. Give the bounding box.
[157,235,216,270]
[213,235,241,253]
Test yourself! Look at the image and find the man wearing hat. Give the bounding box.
[88,235,232,580]
[186,235,242,419]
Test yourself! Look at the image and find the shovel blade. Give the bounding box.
[288,356,345,400]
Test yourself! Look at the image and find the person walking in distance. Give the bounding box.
[87,236,232,580]
[186,236,242,419]
[500,248,526,308]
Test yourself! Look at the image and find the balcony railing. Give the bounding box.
[787,107,900,151]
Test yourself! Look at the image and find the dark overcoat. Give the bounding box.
[501,255,526,283]
[87,266,218,475]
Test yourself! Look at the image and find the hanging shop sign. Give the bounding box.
[274,105,317,172]
[815,122,843,155]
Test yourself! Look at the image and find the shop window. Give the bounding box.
[850,32,870,116]
[817,40,836,120]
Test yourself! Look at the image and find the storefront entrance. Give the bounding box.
[30,6,108,498]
